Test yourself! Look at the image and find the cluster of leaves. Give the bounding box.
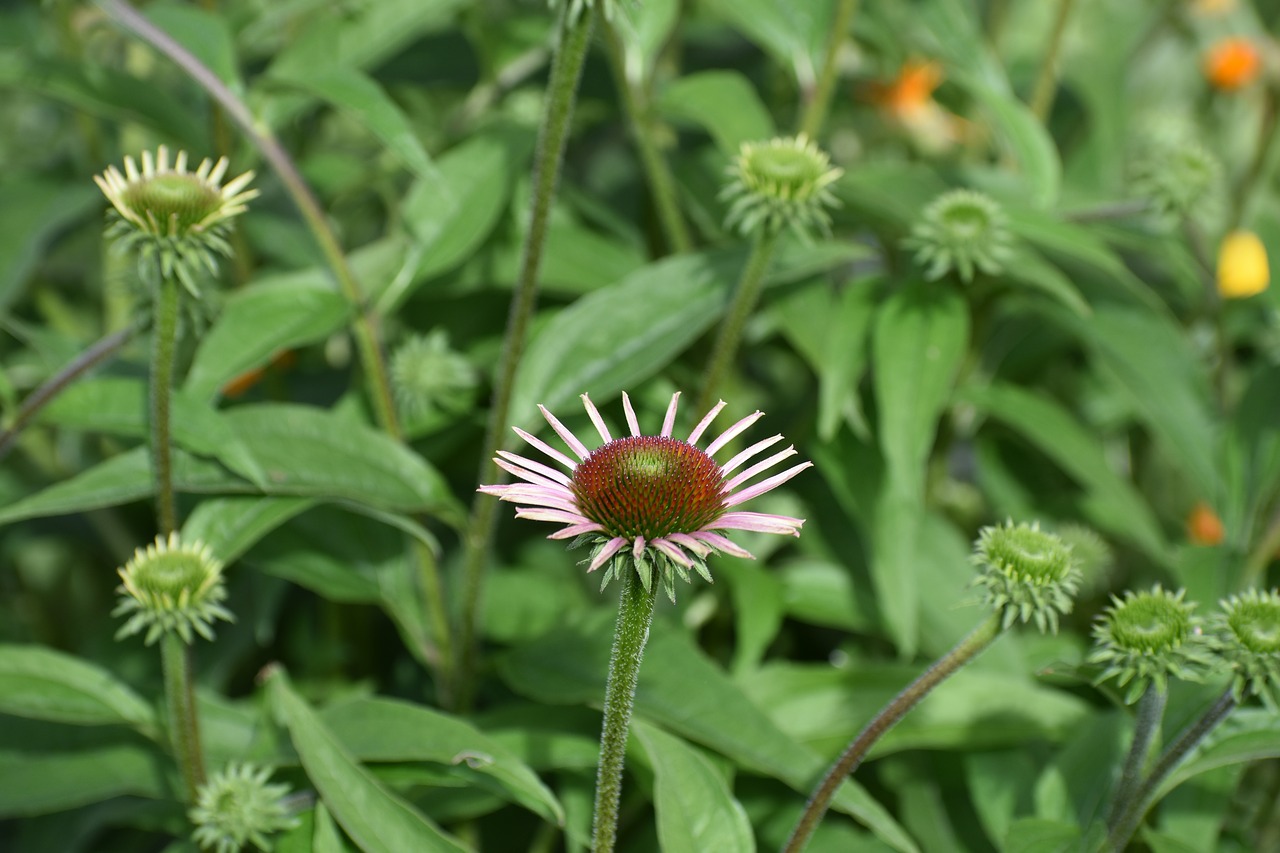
[2,1,1280,852]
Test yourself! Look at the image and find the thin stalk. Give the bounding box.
[592,568,658,853]
[602,23,692,255]
[697,231,779,414]
[0,321,143,462]
[1240,510,1280,590]
[1063,199,1151,223]
[161,633,206,804]
[1028,0,1077,121]
[797,0,857,139]
[457,4,596,709]
[1106,690,1236,851]
[1230,84,1279,230]
[1106,685,1167,829]
[783,614,1002,853]
[151,278,180,535]
[97,0,399,437]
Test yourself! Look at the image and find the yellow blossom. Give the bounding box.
[1217,230,1270,298]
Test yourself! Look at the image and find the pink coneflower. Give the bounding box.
[480,392,811,598]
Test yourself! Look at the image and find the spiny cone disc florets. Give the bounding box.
[480,392,812,602]
[721,134,843,239]
[95,146,257,297]
[190,763,298,853]
[1089,585,1216,704]
[113,533,233,645]
[902,188,1013,283]
[1213,589,1280,708]
[972,520,1080,633]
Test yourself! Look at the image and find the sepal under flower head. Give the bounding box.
[190,763,298,853]
[1089,585,1216,704]
[1212,589,1280,709]
[902,188,1013,283]
[95,146,257,297]
[480,392,811,602]
[972,520,1080,633]
[721,134,843,239]
[113,533,233,645]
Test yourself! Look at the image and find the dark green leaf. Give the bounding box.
[0,646,156,732]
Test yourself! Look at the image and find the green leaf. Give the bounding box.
[959,382,1169,564]
[0,741,168,817]
[1003,818,1081,853]
[1000,246,1091,318]
[146,3,242,92]
[614,0,681,83]
[265,667,468,853]
[38,377,268,488]
[633,720,755,853]
[182,496,318,563]
[0,179,100,314]
[1153,708,1280,802]
[0,646,156,732]
[965,85,1061,208]
[871,281,969,654]
[658,71,776,153]
[320,695,564,827]
[698,0,832,85]
[499,616,919,853]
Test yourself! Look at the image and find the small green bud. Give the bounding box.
[972,520,1080,634]
[902,188,1013,283]
[389,330,477,423]
[1212,589,1280,709]
[1128,135,1222,226]
[190,763,298,853]
[1089,585,1216,704]
[720,134,843,239]
[113,533,233,645]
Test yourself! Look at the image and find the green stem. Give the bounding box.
[1063,199,1151,223]
[697,231,779,414]
[603,23,692,255]
[1106,690,1237,852]
[797,0,857,139]
[1028,0,1077,121]
[457,4,596,710]
[1107,685,1167,829]
[161,633,205,804]
[1230,84,1279,230]
[782,614,1002,853]
[1240,510,1280,590]
[592,568,658,853]
[151,278,180,535]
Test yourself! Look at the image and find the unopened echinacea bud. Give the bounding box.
[972,520,1080,634]
[720,134,843,239]
[903,188,1013,283]
[190,763,298,853]
[113,533,233,645]
[1212,589,1280,709]
[1089,585,1216,704]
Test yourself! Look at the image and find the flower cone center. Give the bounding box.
[134,553,210,598]
[572,436,726,540]
[1111,604,1186,652]
[122,175,222,233]
[1232,607,1280,652]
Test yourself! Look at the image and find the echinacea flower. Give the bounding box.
[867,59,966,154]
[1204,37,1262,92]
[480,392,811,600]
[95,145,257,296]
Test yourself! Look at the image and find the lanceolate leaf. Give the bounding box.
[0,646,156,733]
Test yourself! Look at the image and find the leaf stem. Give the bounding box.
[1028,0,1077,121]
[697,230,779,414]
[603,22,692,255]
[1106,690,1237,851]
[161,632,206,804]
[151,278,180,535]
[1106,684,1167,830]
[797,0,857,139]
[592,567,658,853]
[457,4,596,710]
[782,613,1002,853]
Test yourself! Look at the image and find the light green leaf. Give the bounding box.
[0,742,168,817]
[182,496,318,563]
[633,720,755,853]
[265,667,468,853]
[1001,246,1091,318]
[1153,708,1280,802]
[658,71,776,153]
[1003,818,1082,853]
[0,179,100,314]
[965,85,1061,208]
[698,0,832,85]
[0,646,156,732]
[146,3,242,92]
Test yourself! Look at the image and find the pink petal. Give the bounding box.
[687,400,726,446]
[704,410,764,456]
[589,537,628,572]
[668,532,711,557]
[493,487,580,514]
[515,508,593,525]
[494,457,564,490]
[633,535,647,559]
[497,450,572,486]
[653,538,693,567]
[581,393,612,443]
[549,522,606,540]
[725,446,799,492]
[513,427,578,470]
[622,392,641,436]
[690,531,755,559]
[539,404,591,461]
[723,461,814,507]
[721,434,785,475]
[660,392,681,438]
[712,511,805,536]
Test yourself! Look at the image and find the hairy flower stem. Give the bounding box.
[697,231,779,414]
[1028,0,1077,121]
[458,4,596,710]
[603,23,692,255]
[797,0,857,138]
[783,614,1002,853]
[151,278,180,535]
[1106,685,1167,830]
[1107,690,1236,852]
[161,632,206,804]
[592,568,658,853]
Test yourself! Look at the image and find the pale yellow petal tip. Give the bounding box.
[1217,230,1270,299]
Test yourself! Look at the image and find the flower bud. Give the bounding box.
[1089,585,1216,703]
[190,763,298,853]
[972,520,1080,634]
[903,188,1013,283]
[113,533,233,645]
[1212,589,1280,709]
[720,134,843,239]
